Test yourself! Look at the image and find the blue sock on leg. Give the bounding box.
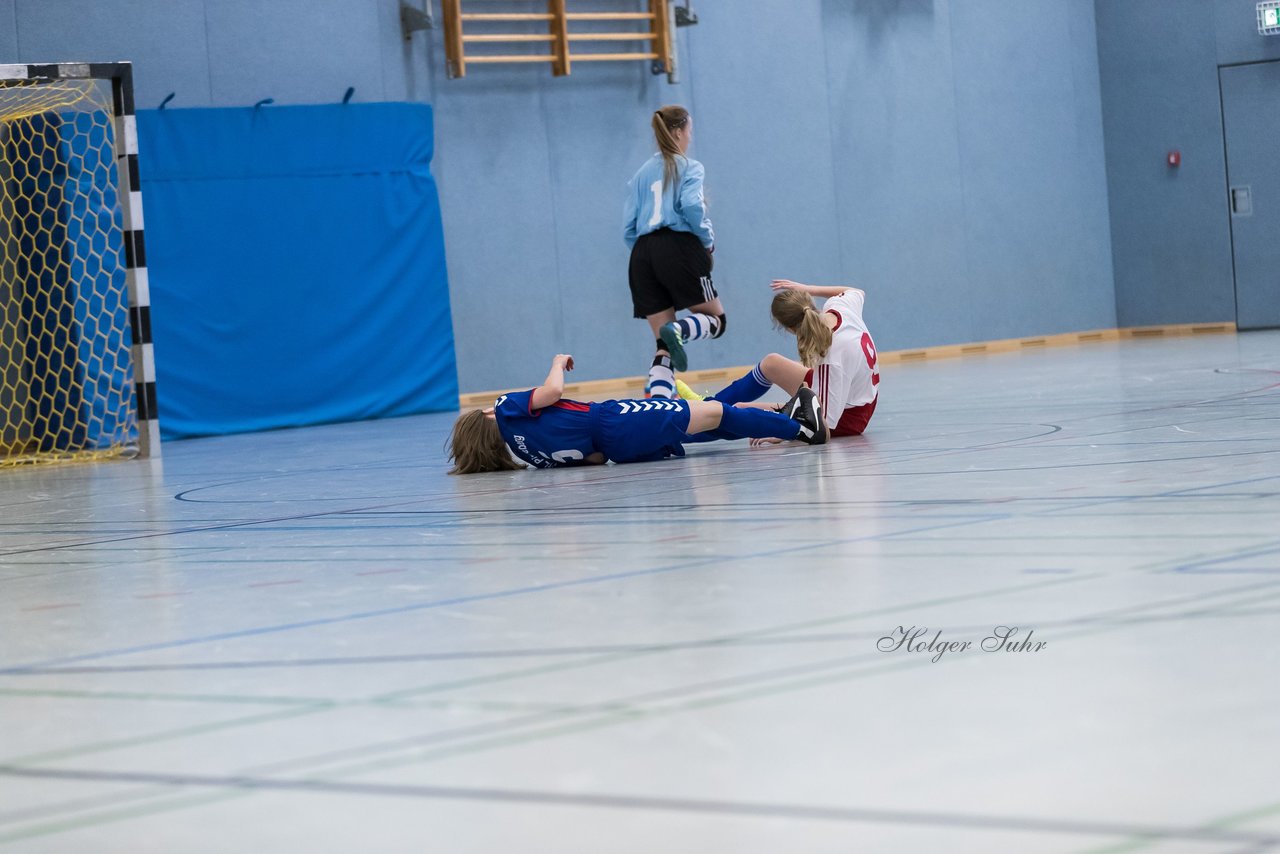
[713,402,800,441]
[707,362,772,406]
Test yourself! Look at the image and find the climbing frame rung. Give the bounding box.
[567,32,655,42]
[565,12,655,20]
[459,13,555,20]
[466,54,558,63]
[462,34,556,42]
[572,52,659,61]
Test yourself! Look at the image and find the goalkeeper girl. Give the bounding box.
[623,105,722,399]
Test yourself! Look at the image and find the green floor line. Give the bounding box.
[1,705,329,769]
[0,687,332,707]
[0,790,248,846]
[1077,799,1280,854]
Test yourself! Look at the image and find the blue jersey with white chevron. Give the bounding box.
[494,392,690,468]
[623,153,714,249]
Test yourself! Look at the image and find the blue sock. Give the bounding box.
[707,362,771,406]
[713,403,800,441]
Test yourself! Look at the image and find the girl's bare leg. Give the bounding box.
[757,352,810,396]
[645,308,678,340]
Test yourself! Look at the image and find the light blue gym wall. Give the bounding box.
[0,2,14,61]
[2,0,1115,394]
[1096,0,1280,328]
[822,0,1113,347]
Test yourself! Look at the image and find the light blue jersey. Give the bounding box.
[623,153,714,250]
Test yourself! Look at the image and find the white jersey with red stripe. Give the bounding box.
[811,289,879,430]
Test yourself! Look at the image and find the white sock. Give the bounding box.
[675,312,722,342]
[648,354,675,398]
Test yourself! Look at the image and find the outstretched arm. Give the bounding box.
[531,354,574,410]
[771,279,863,300]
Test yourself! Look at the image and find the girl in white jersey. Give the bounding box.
[623,105,725,399]
[684,279,879,439]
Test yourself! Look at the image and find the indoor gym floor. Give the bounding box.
[1,331,1279,853]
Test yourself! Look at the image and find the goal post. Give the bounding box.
[0,61,158,464]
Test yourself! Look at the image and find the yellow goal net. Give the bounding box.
[0,65,152,465]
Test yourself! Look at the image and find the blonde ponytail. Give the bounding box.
[771,290,833,368]
[651,105,689,192]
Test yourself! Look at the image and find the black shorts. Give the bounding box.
[628,228,716,319]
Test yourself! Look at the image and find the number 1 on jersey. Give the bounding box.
[648,180,663,228]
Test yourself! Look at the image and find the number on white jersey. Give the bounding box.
[861,333,880,386]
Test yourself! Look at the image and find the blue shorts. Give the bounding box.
[594,399,691,464]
